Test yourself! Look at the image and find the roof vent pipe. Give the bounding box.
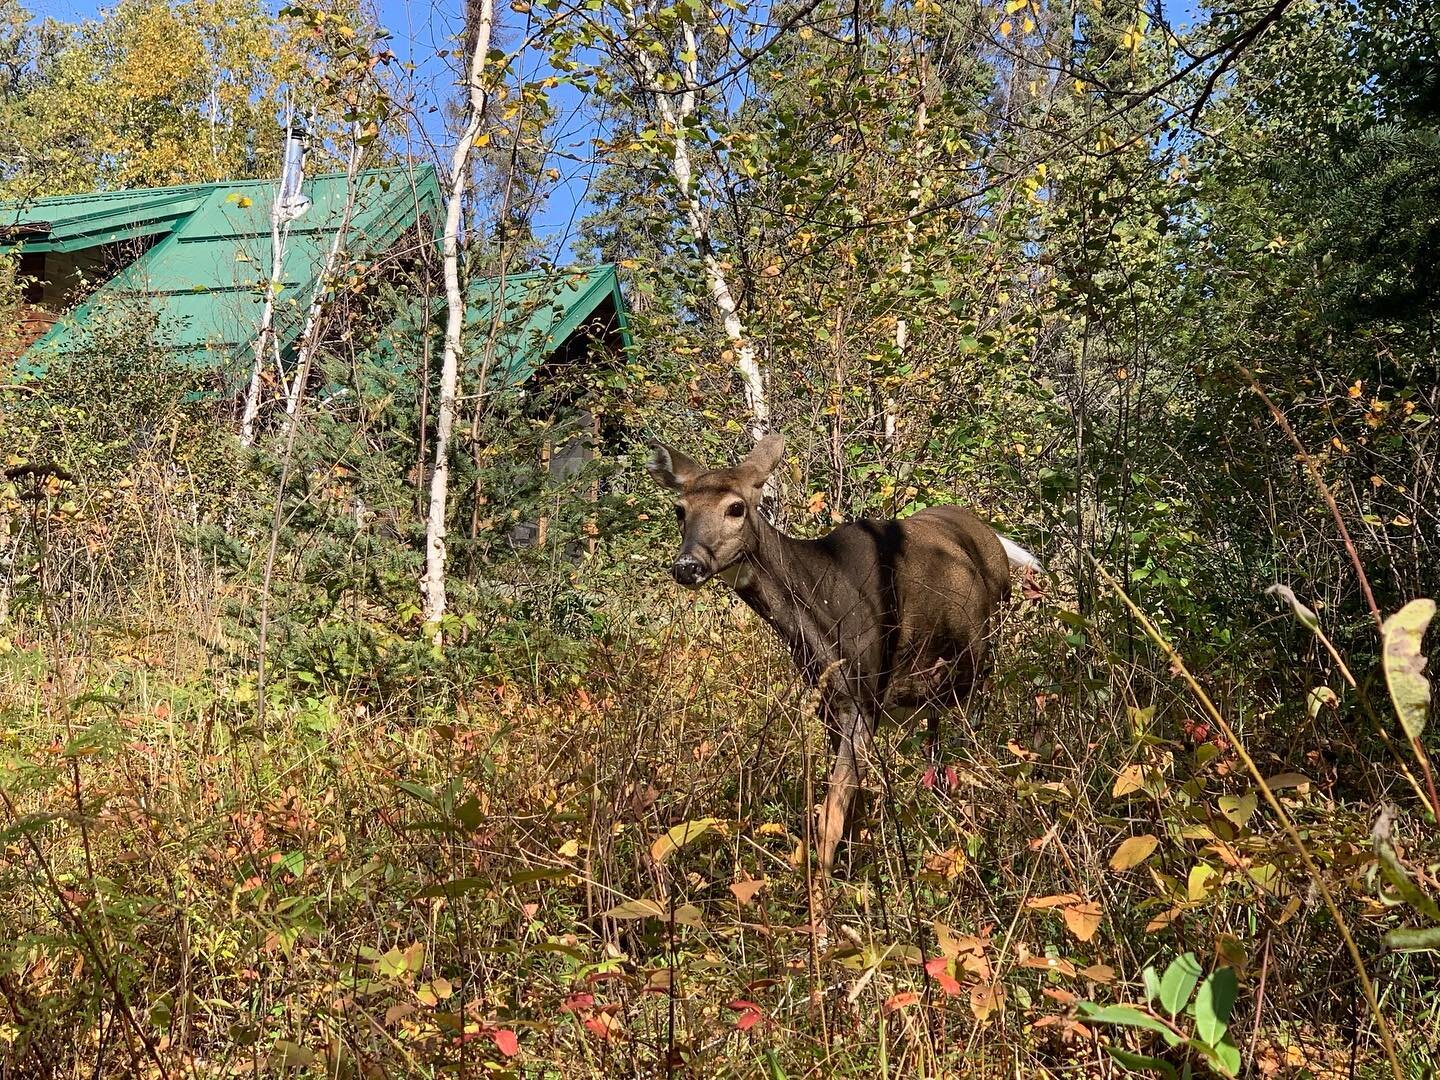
[276,119,312,222]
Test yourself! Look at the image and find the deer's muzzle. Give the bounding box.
[672,553,708,587]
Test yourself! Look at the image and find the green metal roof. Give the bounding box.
[5,169,631,389]
[5,166,444,367]
[349,265,633,391]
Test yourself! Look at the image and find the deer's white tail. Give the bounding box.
[997,533,1043,574]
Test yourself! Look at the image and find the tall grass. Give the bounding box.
[2,462,1435,1078]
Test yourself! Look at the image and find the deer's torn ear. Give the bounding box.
[647,442,703,490]
[740,433,786,487]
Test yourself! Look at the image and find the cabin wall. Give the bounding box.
[6,236,160,359]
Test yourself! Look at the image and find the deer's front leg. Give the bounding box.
[817,698,875,875]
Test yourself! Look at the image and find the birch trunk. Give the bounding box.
[637,20,770,438]
[240,201,290,446]
[890,98,927,445]
[420,0,496,631]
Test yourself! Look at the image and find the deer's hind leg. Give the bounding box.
[817,697,876,875]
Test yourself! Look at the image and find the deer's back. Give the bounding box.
[817,504,1010,709]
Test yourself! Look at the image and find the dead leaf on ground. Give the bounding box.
[1021,955,1078,977]
[1145,906,1183,932]
[1025,893,1082,910]
[729,875,767,907]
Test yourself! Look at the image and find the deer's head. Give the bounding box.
[647,434,785,588]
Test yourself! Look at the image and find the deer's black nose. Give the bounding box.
[672,554,706,586]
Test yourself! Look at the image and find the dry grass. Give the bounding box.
[2,553,1437,1079]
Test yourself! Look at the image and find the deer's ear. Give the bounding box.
[647,442,703,491]
[740,433,785,487]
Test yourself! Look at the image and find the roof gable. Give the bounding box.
[372,264,632,390]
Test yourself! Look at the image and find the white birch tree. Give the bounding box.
[626,10,771,439]
[419,0,497,631]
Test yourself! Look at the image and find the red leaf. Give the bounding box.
[583,1016,612,1040]
[924,956,950,978]
[735,1010,762,1031]
[936,973,963,996]
[884,991,920,1013]
[560,993,594,1013]
[490,1029,519,1058]
[726,999,761,1013]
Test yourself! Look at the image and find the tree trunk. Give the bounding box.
[890,98,927,445]
[638,21,771,439]
[239,205,289,446]
[420,0,496,632]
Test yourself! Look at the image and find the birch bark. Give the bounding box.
[890,98,927,445]
[633,18,770,438]
[420,0,497,630]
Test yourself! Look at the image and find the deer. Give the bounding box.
[648,434,1040,876]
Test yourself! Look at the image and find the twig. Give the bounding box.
[1248,932,1271,1068]
[1237,364,1381,628]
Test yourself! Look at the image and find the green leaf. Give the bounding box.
[1104,1046,1178,1079]
[1217,793,1257,828]
[1076,1002,1183,1047]
[1194,967,1238,1046]
[507,867,569,886]
[1190,1036,1242,1077]
[1373,828,1440,923]
[1158,952,1203,1016]
[1381,598,1434,740]
[1385,926,1440,952]
[1141,965,1162,1004]
[602,898,668,920]
[649,817,722,863]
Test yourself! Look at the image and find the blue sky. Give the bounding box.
[27,0,603,260]
[24,0,1216,262]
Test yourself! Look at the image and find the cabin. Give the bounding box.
[0,160,631,540]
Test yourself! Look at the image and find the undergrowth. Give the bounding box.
[1,522,1436,1077]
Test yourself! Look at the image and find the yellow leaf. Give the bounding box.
[969,982,1005,1022]
[999,18,1012,34]
[475,132,491,148]
[557,838,580,858]
[1109,833,1160,871]
[1217,793,1257,827]
[1004,0,1026,11]
[1061,902,1103,942]
[650,818,721,863]
[1187,863,1217,901]
[1112,764,1145,797]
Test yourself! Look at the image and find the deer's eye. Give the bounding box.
[674,504,686,522]
[726,501,746,519]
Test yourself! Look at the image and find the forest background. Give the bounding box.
[1,0,1438,1073]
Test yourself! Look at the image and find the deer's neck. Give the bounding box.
[731,517,839,677]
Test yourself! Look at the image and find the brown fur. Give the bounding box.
[649,436,1012,873]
